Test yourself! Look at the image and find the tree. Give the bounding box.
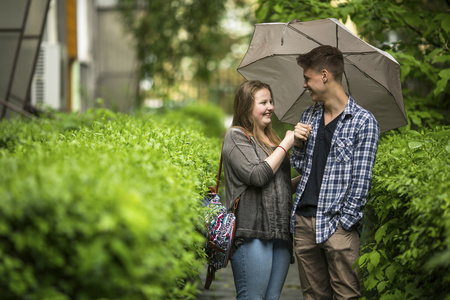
[255,0,449,129]
[116,0,248,97]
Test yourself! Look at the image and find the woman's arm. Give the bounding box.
[225,129,273,187]
[264,130,294,173]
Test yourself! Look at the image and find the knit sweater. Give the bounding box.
[223,127,293,251]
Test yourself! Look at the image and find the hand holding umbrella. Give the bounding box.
[293,101,317,148]
[293,122,311,149]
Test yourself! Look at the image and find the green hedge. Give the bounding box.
[359,127,450,299]
[0,107,224,299]
[139,101,226,138]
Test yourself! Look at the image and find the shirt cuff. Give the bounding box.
[292,145,305,156]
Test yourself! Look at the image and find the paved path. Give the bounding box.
[197,258,304,300]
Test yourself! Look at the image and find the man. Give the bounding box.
[290,45,380,299]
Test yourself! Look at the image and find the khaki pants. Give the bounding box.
[294,215,361,300]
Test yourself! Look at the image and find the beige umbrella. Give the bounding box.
[237,18,407,133]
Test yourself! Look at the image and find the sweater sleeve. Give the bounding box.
[224,129,274,188]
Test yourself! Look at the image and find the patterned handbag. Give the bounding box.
[202,189,238,289]
[202,129,249,289]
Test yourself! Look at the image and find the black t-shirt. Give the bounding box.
[296,111,343,217]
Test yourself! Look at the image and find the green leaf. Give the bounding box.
[358,253,370,266]
[273,4,284,13]
[442,16,450,34]
[408,141,423,149]
[385,264,396,282]
[377,280,387,293]
[438,69,450,79]
[410,115,422,126]
[434,77,449,96]
[366,273,378,290]
[370,251,381,268]
[375,225,387,244]
[433,55,450,64]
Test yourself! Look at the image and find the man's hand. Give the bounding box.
[294,123,312,148]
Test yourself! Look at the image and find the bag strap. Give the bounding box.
[204,129,250,290]
[214,128,251,193]
[205,265,216,290]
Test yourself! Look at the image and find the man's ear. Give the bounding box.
[321,69,329,83]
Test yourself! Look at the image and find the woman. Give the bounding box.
[223,80,300,300]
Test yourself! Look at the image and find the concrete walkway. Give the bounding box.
[197,259,304,300]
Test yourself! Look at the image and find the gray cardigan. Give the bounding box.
[223,127,293,251]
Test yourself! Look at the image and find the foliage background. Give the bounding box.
[358,127,450,299]
[116,0,251,107]
[1,0,449,299]
[0,104,225,300]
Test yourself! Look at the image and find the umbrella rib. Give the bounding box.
[343,69,352,98]
[344,51,378,55]
[287,25,322,46]
[288,24,379,55]
[343,56,396,100]
[336,24,338,48]
[279,88,309,121]
[237,53,300,71]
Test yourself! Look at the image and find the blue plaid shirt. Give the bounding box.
[290,96,380,244]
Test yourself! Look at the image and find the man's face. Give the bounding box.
[303,68,325,102]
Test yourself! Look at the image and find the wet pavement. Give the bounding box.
[197,258,305,300]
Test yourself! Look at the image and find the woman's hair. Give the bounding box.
[232,80,281,154]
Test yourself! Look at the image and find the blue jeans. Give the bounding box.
[231,238,291,300]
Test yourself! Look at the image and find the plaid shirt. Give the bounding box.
[290,96,380,244]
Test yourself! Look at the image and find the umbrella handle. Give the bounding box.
[306,103,317,125]
[281,19,300,45]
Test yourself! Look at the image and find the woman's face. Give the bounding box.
[252,88,274,130]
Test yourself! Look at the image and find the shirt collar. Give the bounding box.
[314,95,355,118]
[343,95,356,119]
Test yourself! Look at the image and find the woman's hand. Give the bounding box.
[280,130,294,150]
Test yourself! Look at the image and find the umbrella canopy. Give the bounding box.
[237,18,407,133]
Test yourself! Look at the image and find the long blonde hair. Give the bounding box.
[232,80,281,155]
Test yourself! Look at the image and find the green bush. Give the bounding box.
[358,127,450,300]
[0,108,222,299]
[139,101,226,138]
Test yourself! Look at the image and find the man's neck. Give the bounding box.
[322,86,348,125]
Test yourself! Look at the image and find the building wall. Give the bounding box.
[95,4,138,113]
[43,0,137,113]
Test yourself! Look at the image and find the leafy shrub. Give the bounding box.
[358,127,450,299]
[0,109,222,299]
[140,101,226,138]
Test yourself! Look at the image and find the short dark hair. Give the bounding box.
[296,45,344,82]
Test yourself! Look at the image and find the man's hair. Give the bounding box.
[296,45,344,82]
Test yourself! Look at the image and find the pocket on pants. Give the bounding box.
[327,222,359,252]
